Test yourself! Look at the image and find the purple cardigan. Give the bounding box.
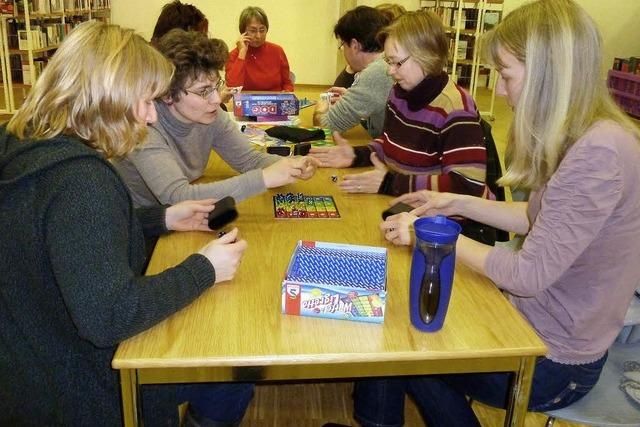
[486,120,640,364]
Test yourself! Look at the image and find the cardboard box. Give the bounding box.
[281,241,387,324]
[233,93,299,117]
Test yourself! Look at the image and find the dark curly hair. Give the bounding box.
[151,0,208,43]
[155,29,228,102]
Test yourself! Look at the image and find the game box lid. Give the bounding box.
[281,241,387,323]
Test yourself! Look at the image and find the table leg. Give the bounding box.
[504,356,536,427]
[120,369,140,427]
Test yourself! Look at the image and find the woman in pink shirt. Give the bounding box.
[225,6,293,92]
[353,0,640,426]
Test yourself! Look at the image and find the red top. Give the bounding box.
[225,41,294,92]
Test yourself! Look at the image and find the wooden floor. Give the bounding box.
[240,381,586,427]
[238,86,585,427]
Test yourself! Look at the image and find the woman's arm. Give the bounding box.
[225,47,245,87]
[279,47,294,92]
[46,159,215,348]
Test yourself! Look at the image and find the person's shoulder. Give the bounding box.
[357,56,393,86]
[434,80,478,119]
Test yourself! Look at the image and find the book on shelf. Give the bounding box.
[0,1,14,15]
[457,39,468,60]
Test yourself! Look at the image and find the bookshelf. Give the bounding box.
[420,0,503,119]
[0,0,111,114]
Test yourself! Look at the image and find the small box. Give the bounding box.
[233,93,299,117]
[281,241,387,324]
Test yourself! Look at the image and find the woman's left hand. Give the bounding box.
[339,153,387,193]
[165,199,216,231]
[380,212,418,246]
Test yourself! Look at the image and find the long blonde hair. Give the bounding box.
[482,0,639,189]
[8,21,174,159]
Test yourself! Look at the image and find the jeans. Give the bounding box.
[353,354,607,427]
[141,382,254,427]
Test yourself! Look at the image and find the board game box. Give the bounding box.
[281,241,387,324]
[233,93,299,117]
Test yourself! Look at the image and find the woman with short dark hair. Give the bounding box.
[225,6,293,91]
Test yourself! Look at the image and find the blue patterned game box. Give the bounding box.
[281,241,387,324]
[233,93,299,117]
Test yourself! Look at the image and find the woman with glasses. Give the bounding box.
[309,11,489,215]
[225,6,293,92]
[115,29,316,209]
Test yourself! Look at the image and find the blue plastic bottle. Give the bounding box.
[410,215,462,332]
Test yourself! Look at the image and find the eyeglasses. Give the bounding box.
[185,78,225,100]
[338,41,345,50]
[246,27,267,35]
[383,55,411,69]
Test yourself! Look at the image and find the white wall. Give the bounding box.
[503,0,640,76]
[111,0,640,85]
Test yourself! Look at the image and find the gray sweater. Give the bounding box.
[486,121,640,364]
[115,101,280,207]
[322,55,394,138]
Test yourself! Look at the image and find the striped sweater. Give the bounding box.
[353,73,490,198]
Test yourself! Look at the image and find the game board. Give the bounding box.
[273,193,340,218]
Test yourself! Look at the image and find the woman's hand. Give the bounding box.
[262,157,304,188]
[165,199,216,231]
[292,156,320,180]
[236,32,250,58]
[391,190,464,217]
[308,131,355,168]
[339,153,387,193]
[380,212,418,246]
[326,86,348,104]
[198,228,248,284]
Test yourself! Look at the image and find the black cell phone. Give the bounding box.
[381,202,414,220]
[208,196,238,230]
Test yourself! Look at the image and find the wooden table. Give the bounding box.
[113,95,546,426]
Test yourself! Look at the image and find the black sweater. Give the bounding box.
[0,129,215,426]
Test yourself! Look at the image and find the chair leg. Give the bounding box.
[545,416,555,427]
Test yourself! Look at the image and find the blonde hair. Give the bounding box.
[375,3,406,22]
[377,10,448,76]
[482,0,639,189]
[8,21,174,159]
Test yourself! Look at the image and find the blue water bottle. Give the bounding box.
[410,215,462,332]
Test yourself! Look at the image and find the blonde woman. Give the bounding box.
[312,11,495,244]
[356,0,640,425]
[0,21,252,426]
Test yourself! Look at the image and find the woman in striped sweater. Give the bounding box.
[309,10,489,201]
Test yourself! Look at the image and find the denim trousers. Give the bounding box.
[353,354,607,427]
[141,382,254,426]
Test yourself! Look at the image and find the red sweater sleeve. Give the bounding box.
[279,47,294,92]
[225,48,245,87]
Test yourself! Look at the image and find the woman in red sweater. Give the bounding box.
[225,6,294,92]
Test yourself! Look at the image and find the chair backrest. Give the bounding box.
[480,118,510,242]
[544,341,640,427]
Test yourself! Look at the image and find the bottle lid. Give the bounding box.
[414,215,462,244]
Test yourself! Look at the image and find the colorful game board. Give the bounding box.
[281,241,387,323]
[273,193,340,218]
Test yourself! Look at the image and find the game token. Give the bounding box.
[331,175,338,182]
